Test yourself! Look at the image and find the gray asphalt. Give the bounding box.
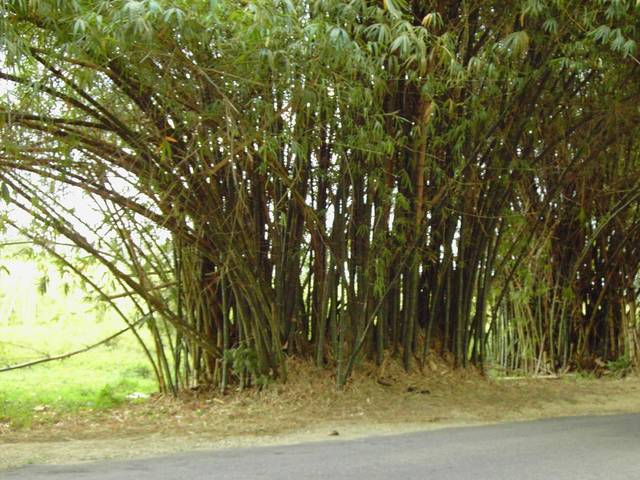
[3,414,640,479]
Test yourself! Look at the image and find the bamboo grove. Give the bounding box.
[1,0,640,391]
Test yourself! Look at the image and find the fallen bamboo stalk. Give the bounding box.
[0,318,145,373]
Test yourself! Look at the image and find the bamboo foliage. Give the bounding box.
[0,0,639,390]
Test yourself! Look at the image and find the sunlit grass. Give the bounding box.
[0,254,158,429]
[0,348,157,428]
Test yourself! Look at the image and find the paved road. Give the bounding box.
[3,414,640,479]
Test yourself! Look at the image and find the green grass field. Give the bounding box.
[0,349,156,428]
[0,253,158,429]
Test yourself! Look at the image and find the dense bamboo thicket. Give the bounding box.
[1,0,640,391]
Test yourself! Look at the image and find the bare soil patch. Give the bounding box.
[2,359,639,471]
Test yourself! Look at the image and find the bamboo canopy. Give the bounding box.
[1,0,639,390]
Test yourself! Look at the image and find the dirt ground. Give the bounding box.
[2,359,640,471]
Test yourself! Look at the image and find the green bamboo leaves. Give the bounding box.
[0,0,639,390]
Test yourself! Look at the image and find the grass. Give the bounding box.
[0,253,159,429]
[0,348,157,429]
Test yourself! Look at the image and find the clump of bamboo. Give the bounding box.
[0,0,639,390]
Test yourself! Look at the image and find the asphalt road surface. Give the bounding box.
[3,414,640,479]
